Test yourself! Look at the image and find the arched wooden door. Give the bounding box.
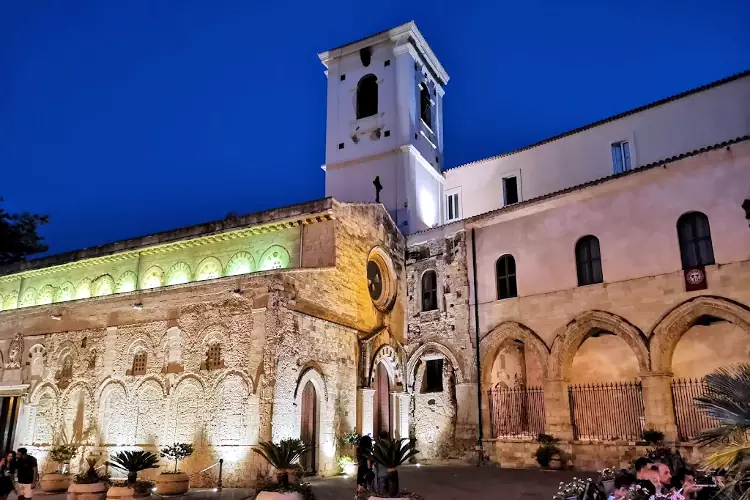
[373,362,391,437]
[300,381,317,473]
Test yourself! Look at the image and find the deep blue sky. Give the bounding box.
[1,1,748,255]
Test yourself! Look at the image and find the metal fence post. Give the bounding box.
[217,458,223,491]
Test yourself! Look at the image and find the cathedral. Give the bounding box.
[0,22,749,485]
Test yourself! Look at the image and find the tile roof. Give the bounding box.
[409,135,750,237]
[445,70,750,172]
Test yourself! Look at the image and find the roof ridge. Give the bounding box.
[444,70,750,172]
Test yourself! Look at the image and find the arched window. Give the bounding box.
[677,212,715,269]
[356,75,378,119]
[206,343,223,371]
[495,255,517,299]
[420,83,432,128]
[421,270,437,311]
[575,235,603,286]
[131,351,147,376]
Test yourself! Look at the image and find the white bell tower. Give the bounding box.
[319,22,449,234]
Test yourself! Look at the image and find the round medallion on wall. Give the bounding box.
[367,247,397,312]
[686,268,705,286]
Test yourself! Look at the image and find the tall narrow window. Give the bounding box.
[677,212,715,269]
[422,358,444,393]
[503,176,519,205]
[356,74,378,119]
[446,192,460,221]
[420,83,432,129]
[131,351,147,376]
[611,141,632,174]
[495,254,517,299]
[206,343,223,370]
[421,270,438,311]
[575,235,603,286]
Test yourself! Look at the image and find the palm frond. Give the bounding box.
[694,364,750,446]
[109,450,160,473]
[368,438,419,468]
[703,443,750,470]
[252,440,308,470]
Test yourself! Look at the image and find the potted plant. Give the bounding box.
[107,450,159,500]
[42,444,78,492]
[641,429,665,446]
[338,455,357,477]
[366,437,420,499]
[694,364,750,500]
[155,443,194,495]
[598,467,617,494]
[252,439,309,499]
[534,433,563,469]
[553,477,592,500]
[67,456,109,500]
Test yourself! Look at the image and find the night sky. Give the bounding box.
[1,0,748,256]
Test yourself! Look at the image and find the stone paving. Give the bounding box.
[35,488,255,500]
[309,464,596,500]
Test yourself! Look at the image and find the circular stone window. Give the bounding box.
[367,247,396,312]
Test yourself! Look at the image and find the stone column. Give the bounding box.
[393,393,411,440]
[543,379,573,440]
[641,372,678,441]
[455,383,479,441]
[357,388,375,437]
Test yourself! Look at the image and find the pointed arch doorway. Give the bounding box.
[299,381,317,473]
[373,362,391,437]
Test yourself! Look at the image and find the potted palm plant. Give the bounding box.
[366,437,420,499]
[694,363,750,500]
[107,450,159,500]
[155,444,194,495]
[67,456,109,500]
[251,439,310,499]
[534,433,563,470]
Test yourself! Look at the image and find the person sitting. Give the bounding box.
[356,436,374,494]
[609,472,635,500]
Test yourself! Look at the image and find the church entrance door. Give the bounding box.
[373,362,391,437]
[300,381,317,473]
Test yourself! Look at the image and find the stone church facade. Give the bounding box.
[0,22,749,483]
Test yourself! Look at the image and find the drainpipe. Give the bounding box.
[470,228,484,465]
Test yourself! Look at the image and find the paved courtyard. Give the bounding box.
[309,464,596,500]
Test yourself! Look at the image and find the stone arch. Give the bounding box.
[37,285,57,305]
[19,287,37,307]
[294,367,327,472]
[259,245,291,271]
[76,278,92,299]
[140,266,164,290]
[171,375,206,444]
[98,380,129,445]
[91,274,115,297]
[28,344,47,378]
[210,369,254,394]
[166,262,192,286]
[480,321,550,385]
[28,383,59,445]
[212,372,252,445]
[195,256,223,281]
[549,310,649,381]
[368,344,404,387]
[30,381,59,404]
[115,271,138,293]
[134,377,166,445]
[293,365,329,402]
[650,296,750,373]
[60,381,94,442]
[407,341,465,391]
[225,251,256,276]
[55,282,75,302]
[3,291,18,310]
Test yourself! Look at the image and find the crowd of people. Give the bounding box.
[0,448,38,500]
[602,454,726,500]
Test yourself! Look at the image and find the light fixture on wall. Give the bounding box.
[133,303,143,311]
[50,314,62,321]
[232,288,243,298]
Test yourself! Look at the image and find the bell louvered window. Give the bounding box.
[131,351,147,375]
[207,343,222,370]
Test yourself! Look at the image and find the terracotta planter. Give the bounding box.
[42,473,73,493]
[255,492,304,500]
[107,486,136,500]
[155,473,189,496]
[67,482,108,500]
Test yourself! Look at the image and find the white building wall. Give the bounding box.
[445,75,750,219]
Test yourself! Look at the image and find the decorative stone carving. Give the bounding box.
[226,252,255,276]
[166,262,192,286]
[6,333,24,369]
[115,271,138,293]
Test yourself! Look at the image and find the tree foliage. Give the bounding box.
[0,198,49,265]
